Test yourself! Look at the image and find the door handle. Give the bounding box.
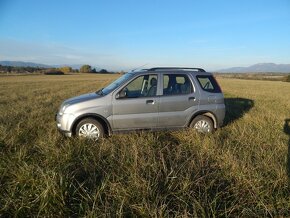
[188,96,196,101]
[146,100,155,104]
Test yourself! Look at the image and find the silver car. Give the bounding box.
[56,67,225,140]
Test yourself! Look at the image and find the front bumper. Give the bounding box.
[57,128,72,137]
[55,113,73,137]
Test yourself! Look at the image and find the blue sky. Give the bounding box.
[0,0,289,70]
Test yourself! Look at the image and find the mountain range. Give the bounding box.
[217,63,290,73]
[0,61,52,68]
[0,61,85,70]
[1,61,290,73]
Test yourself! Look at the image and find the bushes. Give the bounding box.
[59,66,72,74]
[43,69,64,75]
[80,65,92,73]
[284,74,290,82]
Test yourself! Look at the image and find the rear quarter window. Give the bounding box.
[196,75,222,93]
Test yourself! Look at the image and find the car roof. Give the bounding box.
[131,67,212,75]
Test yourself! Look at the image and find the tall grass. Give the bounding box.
[0,74,289,216]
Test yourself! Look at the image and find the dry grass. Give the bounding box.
[0,74,289,217]
[215,73,287,81]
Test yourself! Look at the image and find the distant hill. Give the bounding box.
[0,61,52,68]
[0,61,100,70]
[217,63,290,73]
[3,61,288,73]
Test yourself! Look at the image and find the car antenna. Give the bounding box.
[131,63,148,72]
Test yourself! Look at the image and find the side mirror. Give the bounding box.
[116,89,127,99]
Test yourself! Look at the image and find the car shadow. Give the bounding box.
[223,98,254,126]
[284,119,290,179]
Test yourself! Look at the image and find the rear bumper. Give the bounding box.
[216,104,226,127]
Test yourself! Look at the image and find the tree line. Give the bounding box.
[0,64,113,74]
[0,65,44,74]
[79,65,109,74]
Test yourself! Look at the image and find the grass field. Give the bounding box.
[216,73,288,81]
[0,74,290,217]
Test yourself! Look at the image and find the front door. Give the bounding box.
[112,74,159,130]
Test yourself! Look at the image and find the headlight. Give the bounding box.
[59,103,70,115]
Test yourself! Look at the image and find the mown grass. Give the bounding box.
[0,74,289,217]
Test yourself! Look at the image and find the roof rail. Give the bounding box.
[148,67,206,72]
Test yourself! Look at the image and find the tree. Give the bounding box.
[73,68,79,73]
[7,66,12,73]
[91,68,97,73]
[99,69,108,74]
[59,66,72,73]
[285,74,290,82]
[80,65,92,73]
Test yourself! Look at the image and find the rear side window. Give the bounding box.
[196,75,222,93]
[163,74,193,95]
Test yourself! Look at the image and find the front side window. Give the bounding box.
[102,72,134,95]
[119,74,158,98]
[163,74,193,95]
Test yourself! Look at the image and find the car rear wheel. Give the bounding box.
[190,115,214,133]
[76,118,104,140]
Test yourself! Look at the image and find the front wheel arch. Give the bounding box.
[76,118,104,139]
[71,114,111,136]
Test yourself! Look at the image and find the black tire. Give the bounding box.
[190,115,214,133]
[76,118,104,140]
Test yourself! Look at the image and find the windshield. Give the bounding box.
[101,72,134,95]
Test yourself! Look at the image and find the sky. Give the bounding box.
[0,0,289,71]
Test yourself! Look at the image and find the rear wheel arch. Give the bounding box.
[188,111,218,129]
[71,114,111,136]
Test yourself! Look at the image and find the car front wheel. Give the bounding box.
[76,118,104,140]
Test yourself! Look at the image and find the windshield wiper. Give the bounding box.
[96,88,104,95]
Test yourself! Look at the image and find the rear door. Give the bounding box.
[195,74,225,126]
[112,74,160,130]
[195,75,224,106]
[158,73,200,127]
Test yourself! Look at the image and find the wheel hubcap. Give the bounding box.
[78,123,100,139]
[193,120,211,133]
